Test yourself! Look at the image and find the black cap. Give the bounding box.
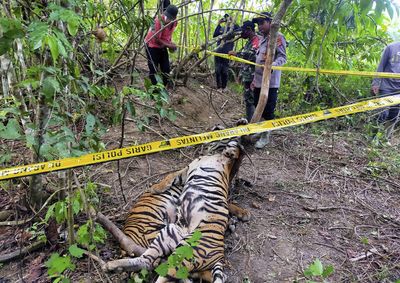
[161,0,170,12]
[164,4,178,20]
[241,20,255,31]
[224,13,230,18]
[252,12,272,24]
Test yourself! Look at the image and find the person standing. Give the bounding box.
[228,20,260,121]
[144,4,178,86]
[213,14,239,92]
[371,42,400,137]
[251,12,287,149]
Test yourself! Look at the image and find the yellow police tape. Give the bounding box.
[184,46,400,79]
[1,95,400,180]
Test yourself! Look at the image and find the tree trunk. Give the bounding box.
[251,0,293,123]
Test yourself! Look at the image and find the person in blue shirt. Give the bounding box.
[371,42,400,138]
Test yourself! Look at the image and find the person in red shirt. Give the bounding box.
[144,5,178,86]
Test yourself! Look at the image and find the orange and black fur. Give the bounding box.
[108,119,249,282]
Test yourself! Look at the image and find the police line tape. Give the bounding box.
[183,46,400,79]
[1,95,400,180]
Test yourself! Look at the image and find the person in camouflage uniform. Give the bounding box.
[229,21,260,121]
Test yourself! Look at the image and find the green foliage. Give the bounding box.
[0,18,24,55]
[129,269,149,283]
[45,243,87,282]
[76,221,107,250]
[0,119,23,140]
[155,230,201,279]
[303,258,334,282]
[45,253,75,283]
[68,244,85,258]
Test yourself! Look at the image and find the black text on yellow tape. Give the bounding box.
[1,96,399,180]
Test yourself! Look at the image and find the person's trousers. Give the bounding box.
[378,105,400,124]
[243,81,255,121]
[215,56,229,89]
[146,46,170,86]
[253,87,279,120]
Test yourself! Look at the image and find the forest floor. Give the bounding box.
[1,62,400,282]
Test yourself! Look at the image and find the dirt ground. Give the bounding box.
[1,73,400,282]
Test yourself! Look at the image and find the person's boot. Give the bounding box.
[255,131,271,149]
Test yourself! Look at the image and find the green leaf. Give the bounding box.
[167,254,180,266]
[175,246,193,260]
[0,119,22,140]
[53,29,71,54]
[187,230,202,246]
[46,35,59,64]
[72,198,80,215]
[304,259,324,277]
[54,201,67,223]
[176,266,189,279]
[126,100,136,117]
[77,223,90,246]
[69,244,85,258]
[42,77,60,100]
[45,253,75,275]
[93,223,107,244]
[322,265,334,278]
[85,114,96,135]
[0,151,11,164]
[140,269,148,278]
[28,21,49,50]
[0,38,13,56]
[45,203,56,222]
[67,18,79,36]
[0,18,24,55]
[154,262,168,277]
[375,0,384,19]
[386,2,394,19]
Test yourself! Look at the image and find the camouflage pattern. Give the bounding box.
[238,35,261,83]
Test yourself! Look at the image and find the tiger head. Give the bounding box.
[214,118,248,182]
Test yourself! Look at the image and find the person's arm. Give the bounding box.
[272,35,287,66]
[372,46,389,94]
[160,21,178,50]
[153,18,176,50]
[213,23,223,38]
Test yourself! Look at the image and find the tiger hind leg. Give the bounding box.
[103,223,185,272]
[211,262,227,283]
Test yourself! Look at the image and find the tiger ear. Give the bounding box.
[211,124,225,131]
[236,118,248,126]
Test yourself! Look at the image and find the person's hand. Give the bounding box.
[250,81,255,90]
[228,50,236,56]
[371,85,379,95]
[168,43,177,52]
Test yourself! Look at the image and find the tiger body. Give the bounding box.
[111,119,249,282]
[107,138,245,282]
[123,169,187,252]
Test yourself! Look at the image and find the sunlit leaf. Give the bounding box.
[47,35,59,63]
[69,244,85,258]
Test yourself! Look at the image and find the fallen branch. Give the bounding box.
[0,238,47,263]
[90,207,146,256]
[349,248,379,262]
